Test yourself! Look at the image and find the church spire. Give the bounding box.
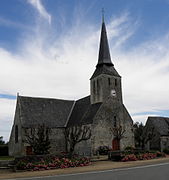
[97,13,113,67]
[90,13,122,104]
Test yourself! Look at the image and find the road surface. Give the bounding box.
[9,162,169,180]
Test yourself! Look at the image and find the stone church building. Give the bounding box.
[9,19,134,156]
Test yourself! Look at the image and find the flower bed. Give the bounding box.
[121,152,165,162]
[15,155,91,171]
[108,150,166,162]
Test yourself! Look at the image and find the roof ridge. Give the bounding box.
[148,116,169,119]
[19,95,74,102]
[64,101,76,127]
[76,95,90,102]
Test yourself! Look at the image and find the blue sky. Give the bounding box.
[1,0,169,51]
[1,0,169,141]
[0,0,169,51]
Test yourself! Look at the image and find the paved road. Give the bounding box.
[10,162,169,180]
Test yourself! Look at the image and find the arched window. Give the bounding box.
[108,78,111,86]
[15,125,18,143]
[114,116,117,127]
[97,79,100,95]
[93,80,96,93]
[97,79,99,87]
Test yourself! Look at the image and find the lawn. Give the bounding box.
[0,156,14,161]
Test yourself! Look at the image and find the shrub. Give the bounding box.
[156,151,166,157]
[16,161,27,170]
[97,146,110,155]
[163,148,169,155]
[124,146,135,151]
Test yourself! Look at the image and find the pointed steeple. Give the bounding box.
[90,14,120,80]
[90,13,122,104]
[97,15,113,67]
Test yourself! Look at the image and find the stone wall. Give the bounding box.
[120,106,135,149]
[160,136,169,151]
[8,101,25,156]
[74,138,92,156]
[67,124,92,156]
[90,74,122,104]
[21,127,66,155]
[49,128,66,154]
[9,109,67,156]
[91,96,134,154]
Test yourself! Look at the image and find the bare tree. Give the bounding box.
[143,126,155,150]
[110,125,126,150]
[133,122,144,149]
[65,125,91,157]
[0,136,5,145]
[24,124,51,155]
[110,125,126,140]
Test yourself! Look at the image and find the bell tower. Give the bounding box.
[90,16,123,104]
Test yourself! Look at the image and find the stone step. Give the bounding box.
[0,160,14,168]
[0,166,10,169]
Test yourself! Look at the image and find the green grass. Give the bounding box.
[0,156,14,160]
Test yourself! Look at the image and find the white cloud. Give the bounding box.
[117,35,169,116]
[0,98,16,142]
[1,12,169,141]
[107,12,138,49]
[27,0,51,24]
[0,17,31,30]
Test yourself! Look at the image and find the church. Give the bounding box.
[9,18,134,156]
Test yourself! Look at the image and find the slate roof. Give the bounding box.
[17,95,101,128]
[147,117,169,136]
[97,22,113,67]
[90,21,120,79]
[67,96,102,126]
[18,96,75,128]
[90,64,120,79]
[80,103,102,125]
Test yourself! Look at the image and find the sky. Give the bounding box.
[1,0,169,142]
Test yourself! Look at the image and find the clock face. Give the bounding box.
[111,89,116,97]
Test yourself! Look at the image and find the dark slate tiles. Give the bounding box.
[19,96,74,128]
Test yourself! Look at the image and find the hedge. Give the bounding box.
[0,145,8,156]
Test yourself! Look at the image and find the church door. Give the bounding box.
[112,138,120,150]
[26,146,33,155]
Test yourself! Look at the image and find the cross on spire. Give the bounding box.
[102,8,104,23]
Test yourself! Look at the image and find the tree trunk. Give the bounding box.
[69,142,76,158]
